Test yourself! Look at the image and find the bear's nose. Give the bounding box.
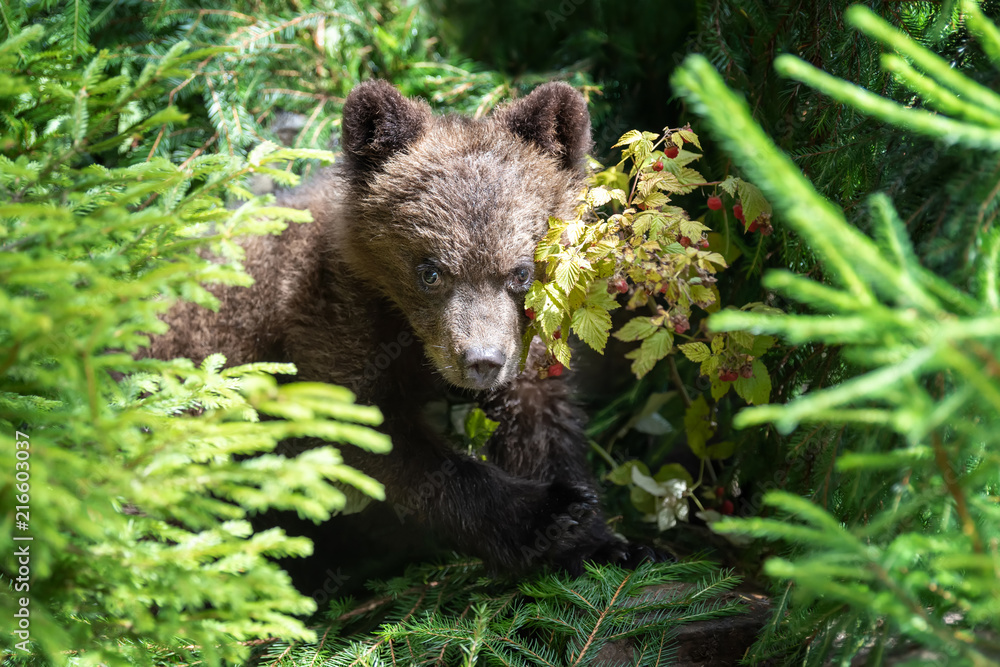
[463,347,507,387]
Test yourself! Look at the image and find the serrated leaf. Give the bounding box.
[626,328,673,377]
[550,338,572,367]
[587,186,612,207]
[680,219,710,239]
[750,335,777,356]
[613,130,643,148]
[614,316,659,342]
[711,375,732,400]
[683,395,713,458]
[679,342,711,362]
[678,129,702,149]
[640,191,670,209]
[554,256,583,293]
[730,330,754,350]
[711,334,726,354]
[571,304,612,352]
[691,285,716,307]
[736,179,772,225]
[718,176,739,196]
[700,355,720,377]
[734,359,771,405]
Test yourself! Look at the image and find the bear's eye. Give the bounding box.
[510,265,533,289]
[419,266,441,287]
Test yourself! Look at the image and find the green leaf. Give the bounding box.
[750,334,777,356]
[571,303,613,352]
[554,255,583,293]
[711,375,732,400]
[729,329,754,351]
[607,459,651,485]
[613,130,644,148]
[683,395,714,458]
[706,441,736,460]
[679,342,712,362]
[614,316,659,342]
[678,128,702,150]
[718,176,739,196]
[654,463,694,486]
[465,407,500,449]
[734,359,772,405]
[736,179,772,225]
[625,328,674,378]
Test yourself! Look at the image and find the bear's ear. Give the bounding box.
[498,82,592,171]
[341,80,431,177]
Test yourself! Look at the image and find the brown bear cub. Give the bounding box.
[147,80,654,577]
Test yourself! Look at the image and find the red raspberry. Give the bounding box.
[548,362,564,377]
[679,237,692,248]
[652,160,664,172]
[733,204,744,220]
[748,221,760,233]
[699,238,710,249]
[613,278,629,294]
[553,329,561,339]
[721,499,735,515]
[715,486,725,498]
[707,196,723,211]
[525,308,536,319]
[719,369,738,382]
[665,146,679,159]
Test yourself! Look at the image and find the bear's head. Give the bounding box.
[337,80,591,392]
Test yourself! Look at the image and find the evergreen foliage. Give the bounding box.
[674,3,1000,664]
[258,558,743,667]
[0,12,395,667]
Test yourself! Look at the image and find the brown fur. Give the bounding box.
[145,81,654,576]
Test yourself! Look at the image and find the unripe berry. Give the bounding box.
[652,160,664,172]
[548,362,564,377]
[665,146,679,159]
[740,364,753,379]
[707,195,723,211]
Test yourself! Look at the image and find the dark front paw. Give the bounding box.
[515,482,600,568]
[557,538,669,576]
